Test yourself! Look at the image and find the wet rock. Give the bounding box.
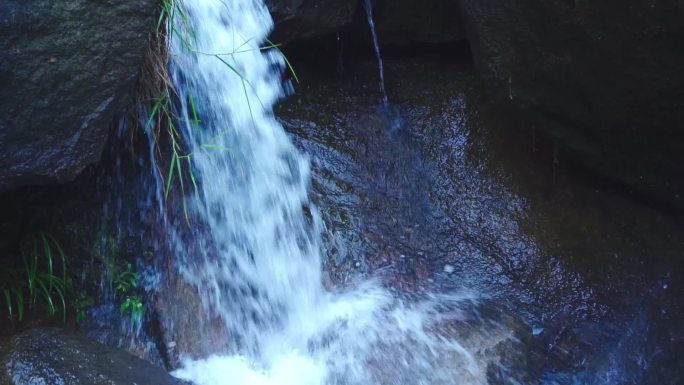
[267,0,357,42]
[267,0,465,48]
[152,274,233,369]
[0,0,156,192]
[374,0,465,47]
[428,301,544,385]
[0,328,185,385]
[458,0,684,209]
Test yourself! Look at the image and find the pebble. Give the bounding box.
[443,264,455,273]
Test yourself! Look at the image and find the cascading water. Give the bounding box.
[162,0,514,384]
[363,0,389,105]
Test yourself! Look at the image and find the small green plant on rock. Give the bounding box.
[115,263,144,323]
[74,291,94,324]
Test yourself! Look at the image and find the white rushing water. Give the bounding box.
[165,0,511,384]
[363,0,389,105]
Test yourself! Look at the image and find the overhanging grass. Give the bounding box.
[134,0,299,224]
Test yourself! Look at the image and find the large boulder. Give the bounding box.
[266,0,466,48]
[458,0,684,208]
[266,0,358,42]
[0,328,185,385]
[0,0,156,192]
[374,0,465,47]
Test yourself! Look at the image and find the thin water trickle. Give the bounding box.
[160,0,513,384]
[363,0,389,106]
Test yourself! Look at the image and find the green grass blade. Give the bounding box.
[234,37,255,53]
[3,289,12,320]
[175,4,196,46]
[157,9,167,30]
[188,93,200,127]
[33,277,55,315]
[48,280,67,322]
[174,151,191,224]
[265,38,299,83]
[14,288,24,321]
[24,248,37,302]
[213,55,247,82]
[41,234,54,291]
[145,92,168,132]
[164,152,177,198]
[212,54,265,112]
[188,158,199,196]
[240,77,256,129]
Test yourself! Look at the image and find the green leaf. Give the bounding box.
[120,300,129,314]
[200,144,231,151]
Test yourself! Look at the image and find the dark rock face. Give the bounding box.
[0,0,156,192]
[374,0,465,47]
[458,0,684,208]
[267,0,358,42]
[0,0,464,192]
[0,328,185,385]
[267,0,465,48]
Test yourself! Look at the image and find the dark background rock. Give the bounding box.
[267,0,358,42]
[457,0,684,209]
[0,328,185,385]
[374,0,465,47]
[0,0,156,192]
[267,0,466,49]
[2,0,682,210]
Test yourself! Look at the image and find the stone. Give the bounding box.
[458,0,684,208]
[0,0,156,192]
[266,0,466,48]
[0,328,185,385]
[374,0,465,47]
[266,0,358,42]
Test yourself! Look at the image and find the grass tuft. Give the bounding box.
[130,0,299,224]
[0,233,70,322]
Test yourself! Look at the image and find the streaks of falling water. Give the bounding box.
[160,0,513,384]
[363,0,389,106]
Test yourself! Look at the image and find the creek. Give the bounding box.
[84,0,684,383]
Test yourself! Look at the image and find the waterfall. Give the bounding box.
[160,0,506,384]
[363,0,389,105]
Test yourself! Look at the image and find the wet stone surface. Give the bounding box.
[277,55,684,383]
[0,328,186,385]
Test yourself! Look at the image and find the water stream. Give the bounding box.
[362,0,389,105]
[76,0,684,383]
[153,0,521,384]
